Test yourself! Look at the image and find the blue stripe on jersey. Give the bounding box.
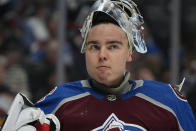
[35,81,88,114]
[130,80,196,130]
[35,80,105,114]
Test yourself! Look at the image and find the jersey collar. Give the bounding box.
[89,72,132,95]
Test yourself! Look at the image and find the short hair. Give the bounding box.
[91,11,132,52]
[92,12,119,27]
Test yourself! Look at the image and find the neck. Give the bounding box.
[90,72,132,95]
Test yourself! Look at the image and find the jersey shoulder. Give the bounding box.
[133,80,196,130]
[39,80,91,101]
[133,80,186,102]
[35,80,92,114]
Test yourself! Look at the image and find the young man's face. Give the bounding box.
[85,23,132,87]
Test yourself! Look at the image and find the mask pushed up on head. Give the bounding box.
[80,0,147,54]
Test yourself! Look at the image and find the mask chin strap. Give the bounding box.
[90,72,132,95]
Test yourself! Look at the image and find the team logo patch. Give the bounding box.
[169,84,186,102]
[92,113,146,131]
[37,86,58,103]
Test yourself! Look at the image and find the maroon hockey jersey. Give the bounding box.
[35,80,196,131]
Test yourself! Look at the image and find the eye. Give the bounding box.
[88,44,100,51]
[108,44,119,50]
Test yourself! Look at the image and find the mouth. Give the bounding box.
[96,66,110,71]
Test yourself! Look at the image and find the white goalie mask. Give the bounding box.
[80,0,147,54]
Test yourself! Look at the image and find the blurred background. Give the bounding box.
[0,0,196,126]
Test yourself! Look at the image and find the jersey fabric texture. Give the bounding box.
[35,80,196,131]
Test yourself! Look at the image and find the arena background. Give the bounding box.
[0,0,196,126]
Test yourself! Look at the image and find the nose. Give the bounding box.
[98,47,108,61]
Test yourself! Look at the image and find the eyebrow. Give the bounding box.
[86,40,123,45]
[86,40,98,45]
[106,40,123,45]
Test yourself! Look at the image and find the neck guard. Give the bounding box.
[90,72,132,95]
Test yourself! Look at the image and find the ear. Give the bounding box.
[126,51,132,62]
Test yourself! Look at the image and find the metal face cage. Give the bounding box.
[80,0,147,54]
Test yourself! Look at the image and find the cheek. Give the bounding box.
[113,54,127,70]
[85,54,90,69]
[116,51,130,63]
[85,53,96,73]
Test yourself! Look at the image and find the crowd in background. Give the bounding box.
[0,0,196,127]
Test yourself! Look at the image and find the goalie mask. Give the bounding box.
[80,0,147,54]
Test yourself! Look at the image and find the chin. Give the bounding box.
[95,76,108,84]
[97,78,114,87]
[91,72,115,86]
